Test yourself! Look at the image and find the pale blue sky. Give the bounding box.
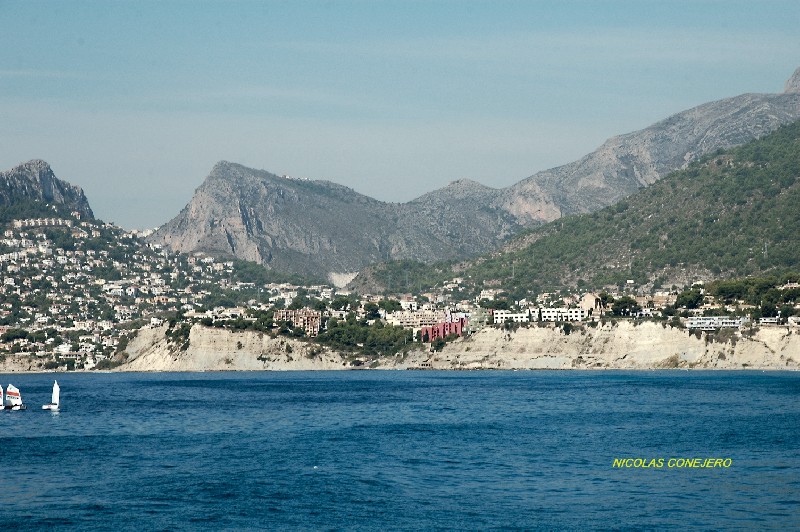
[1,0,799,228]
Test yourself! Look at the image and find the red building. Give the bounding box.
[419,317,468,342]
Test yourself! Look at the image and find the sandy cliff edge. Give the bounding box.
[114,322,800,372]
[2,322,796,373]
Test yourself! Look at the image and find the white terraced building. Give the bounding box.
[492,310,530,324]
[686,316,750,330]
[539,308,590,322]
[386,310,447,328]
[492,308,592,324]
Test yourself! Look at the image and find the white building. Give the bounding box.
[686,316,750,330]
[386,310,446,328]
[492,310,530,324]
[539,307,590,322]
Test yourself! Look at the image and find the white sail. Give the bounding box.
[5,384,23,407]
[42,380,60,410]
[1,385,3,408]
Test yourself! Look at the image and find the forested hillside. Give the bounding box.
[464,119,800,294]
[355,120,800,296]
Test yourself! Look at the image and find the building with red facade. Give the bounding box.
[419,317,468,342]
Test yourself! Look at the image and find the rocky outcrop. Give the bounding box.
[496,89,800,223]
[0,160,94,219]
[0,354,49,373]
[420,322,800,370]
[121,325,351,371]
[151,69,800,278]
[150,163,518,281]
[785,67,800,94]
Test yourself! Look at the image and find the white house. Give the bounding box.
[492,309,530,324]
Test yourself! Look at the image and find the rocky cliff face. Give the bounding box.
[111,322,800,372]
[497,77,800,223]
[785,66,800,93]
[0,160,94,219]
[151,162,519,280]
[2,321,796,373]
[152,68,800,278]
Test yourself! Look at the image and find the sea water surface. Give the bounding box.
[0,371,798,530]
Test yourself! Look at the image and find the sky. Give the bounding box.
[1,0,799,229]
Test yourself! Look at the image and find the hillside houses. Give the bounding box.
[1,214,799,370]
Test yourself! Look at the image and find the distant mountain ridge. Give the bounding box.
[0,160,94,220]
[150,68,800,280]
[152,162,518,280]
[495,70,800,223]
[458,118,800,293]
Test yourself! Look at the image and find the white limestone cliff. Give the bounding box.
[113,322,799,372]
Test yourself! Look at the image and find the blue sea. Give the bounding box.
[1,371,798,530]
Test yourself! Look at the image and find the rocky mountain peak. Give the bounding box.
[785,67,800,94]
[0,160,94,219]
[211,160,235,172]
[20,159,52,172]
[447,178,493,191]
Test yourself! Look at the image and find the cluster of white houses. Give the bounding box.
[11,217,74,229]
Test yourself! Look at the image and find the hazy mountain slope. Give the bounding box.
[151,162,519,279]
[462,119,800,293]
[0,160,94,220]
[395,178,517,252]
[153,68,800,279]
[496,70,800,223]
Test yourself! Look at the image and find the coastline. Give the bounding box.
[2,321,797,373]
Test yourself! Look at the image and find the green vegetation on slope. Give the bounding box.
[352,259,453,295]
[231,259,323,287]
[462,119,800,293]
[708,274,800,310]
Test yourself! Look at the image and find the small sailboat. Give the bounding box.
[42,380,60,411]
[3,383,27,410]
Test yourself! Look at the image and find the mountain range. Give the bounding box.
[3,68,800,285]
[149,162,519,284]
[355,117,800,295]
[148,68,800,281]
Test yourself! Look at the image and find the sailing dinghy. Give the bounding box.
[3,383,26,410]
[42,380,60,411]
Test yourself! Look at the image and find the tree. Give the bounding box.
[599,292,615,309]
[1,328,29,342]
[364,302,380,320]
[760,304,778,318]
[330,296,355,311]
[479,298,510,310]
[675,289,704,309]
[288,297,305,310]
[611,296,641,316]
[378,299,402,313]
